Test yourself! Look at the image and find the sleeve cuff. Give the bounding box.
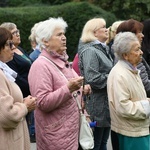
[140,100,150,117]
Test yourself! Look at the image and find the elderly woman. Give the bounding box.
[0,27,36,149]
[107,32,150,150]
[28,21,42,61]
[116,19,150,97]
[0,22,36,142]
[78,18,113,150]
[110,18,150,150]
[0,22,32,98]
[28,17,91,150]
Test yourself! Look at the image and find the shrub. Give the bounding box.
[0,2,117,60]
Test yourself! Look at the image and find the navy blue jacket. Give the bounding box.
[7,47,32,97]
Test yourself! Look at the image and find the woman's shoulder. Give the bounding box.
[30,56,52,72]
[0,70,11,91]
[0,69,6,80]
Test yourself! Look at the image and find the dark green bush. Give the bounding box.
[0,2,117,60]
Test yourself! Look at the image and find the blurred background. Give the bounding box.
[0,0,149,60]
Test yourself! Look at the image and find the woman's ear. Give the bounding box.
[42,39,49,47]
[122,53,128,61]
[94,30,98,37]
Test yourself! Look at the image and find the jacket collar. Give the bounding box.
[40,49,66,69]
[118,60,139,74]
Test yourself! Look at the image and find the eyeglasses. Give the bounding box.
[5,41,14,49]
[12,29,20,36]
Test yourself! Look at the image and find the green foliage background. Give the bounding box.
[0,2,116,60]
[0,0,150,59]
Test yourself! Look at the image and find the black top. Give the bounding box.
[7,46,32,97]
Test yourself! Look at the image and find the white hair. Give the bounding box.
[28,21,43,42]
[112,32,139,60]
[35,17,68,48]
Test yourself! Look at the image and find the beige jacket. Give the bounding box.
[0,70,30,150]
[107,60,150,137]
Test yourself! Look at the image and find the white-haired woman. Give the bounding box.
[107,32,150,150]
[78,18,113,150]
[28,21,43,61]
[28,17,91,150]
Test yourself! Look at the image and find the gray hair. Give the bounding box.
[112,32,139,60]
[0,22,16,31]
[35,17,68,48]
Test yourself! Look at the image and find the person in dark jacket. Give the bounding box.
[0,22,32,97]
[78,18,113,150]
[141,19,150,66]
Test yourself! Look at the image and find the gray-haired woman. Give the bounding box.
[107,32,150,150]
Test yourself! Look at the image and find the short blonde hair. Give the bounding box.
[107,20,124,43]
[80,18,106,43]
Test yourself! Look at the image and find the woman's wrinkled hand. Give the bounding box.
[86,116,91,123]
[67,76,84,93]
[23,95,37,112]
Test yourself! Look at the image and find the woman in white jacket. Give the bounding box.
[107,32,150,150]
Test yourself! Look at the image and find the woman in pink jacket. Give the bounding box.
[28,17,90,150]
[0,27,36,150]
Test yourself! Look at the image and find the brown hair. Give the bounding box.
[116,19,143,34]
[0,27,12,51]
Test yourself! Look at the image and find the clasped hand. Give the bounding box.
[23,95,37,112]
[67,76,91,95]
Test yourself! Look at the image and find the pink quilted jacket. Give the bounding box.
[28,50,81,150]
